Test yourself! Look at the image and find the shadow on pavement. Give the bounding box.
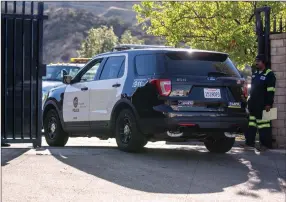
[234,150,286,194]
[1,148,30,166]
[45,145,285,195]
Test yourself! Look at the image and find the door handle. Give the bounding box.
[112,83,121,88]
[81,87,88,91]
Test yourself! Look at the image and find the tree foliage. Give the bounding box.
[120,30,144,44]
[134,2,286,68]
[77,26,118,57]
[78,26,145,57]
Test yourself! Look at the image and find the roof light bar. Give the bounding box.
[70,58,91,63]
[112,44,173,52]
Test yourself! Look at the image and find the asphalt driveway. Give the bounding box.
[1,138,286,202]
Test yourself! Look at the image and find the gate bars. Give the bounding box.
[255,6,286,69]
[1,1,47,147]
[255,7,271,68]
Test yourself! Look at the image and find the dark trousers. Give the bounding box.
[244,114,272,148]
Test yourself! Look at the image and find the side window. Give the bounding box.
[135,54,158,76]
[80,60,102,82]
[117,59,125,78]
[100,56,125,80]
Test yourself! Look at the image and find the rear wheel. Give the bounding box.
[204,135,235,153]
[115,109,147,152]
[44,109,69,147]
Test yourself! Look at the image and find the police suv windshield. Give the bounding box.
[43,65,81,81]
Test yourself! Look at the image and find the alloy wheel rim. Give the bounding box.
[47,117,57,139]
[119,116,132,144]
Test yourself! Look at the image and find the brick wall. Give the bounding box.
[270,33,286,148]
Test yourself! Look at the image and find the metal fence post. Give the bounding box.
[255,6,271,68]
[35,2,44,148]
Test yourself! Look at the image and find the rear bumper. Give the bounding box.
[139,111,248,134]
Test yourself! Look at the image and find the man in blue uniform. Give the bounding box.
[243,54,276,151]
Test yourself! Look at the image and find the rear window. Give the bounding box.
[135,54,157,76]
[163,52,241,77]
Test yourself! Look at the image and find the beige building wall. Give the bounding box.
[270,33,286,148]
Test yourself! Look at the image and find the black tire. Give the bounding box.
[44,109,69,147]
[115,109,147,152]
[204,135,235,153]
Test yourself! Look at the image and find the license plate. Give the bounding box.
[204,88,221,99]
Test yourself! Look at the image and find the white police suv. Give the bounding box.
[42,46,248,153]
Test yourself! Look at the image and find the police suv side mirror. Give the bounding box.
[63,75,72,84]
[61,69,68,77]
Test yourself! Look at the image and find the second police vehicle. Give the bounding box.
[42,58,90,102]
[42,45,248,153]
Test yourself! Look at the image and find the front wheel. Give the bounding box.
[44,109,69,147]
[115,109,147,152]
[204,135,235,153]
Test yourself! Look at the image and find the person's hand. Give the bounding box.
[265,105,271,112]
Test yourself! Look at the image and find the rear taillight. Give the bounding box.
[150,79,171,96]
[242,82,248,98]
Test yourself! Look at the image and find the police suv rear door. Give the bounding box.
[88,54,127,126]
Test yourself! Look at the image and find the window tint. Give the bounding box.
[135,54,160,76]
[164,52,240,77]
[81,60,101,82]
[100,56,125,80]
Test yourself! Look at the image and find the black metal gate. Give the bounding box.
[1,1,47,147]
[255,6,286,68]
[255,7,271,67]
